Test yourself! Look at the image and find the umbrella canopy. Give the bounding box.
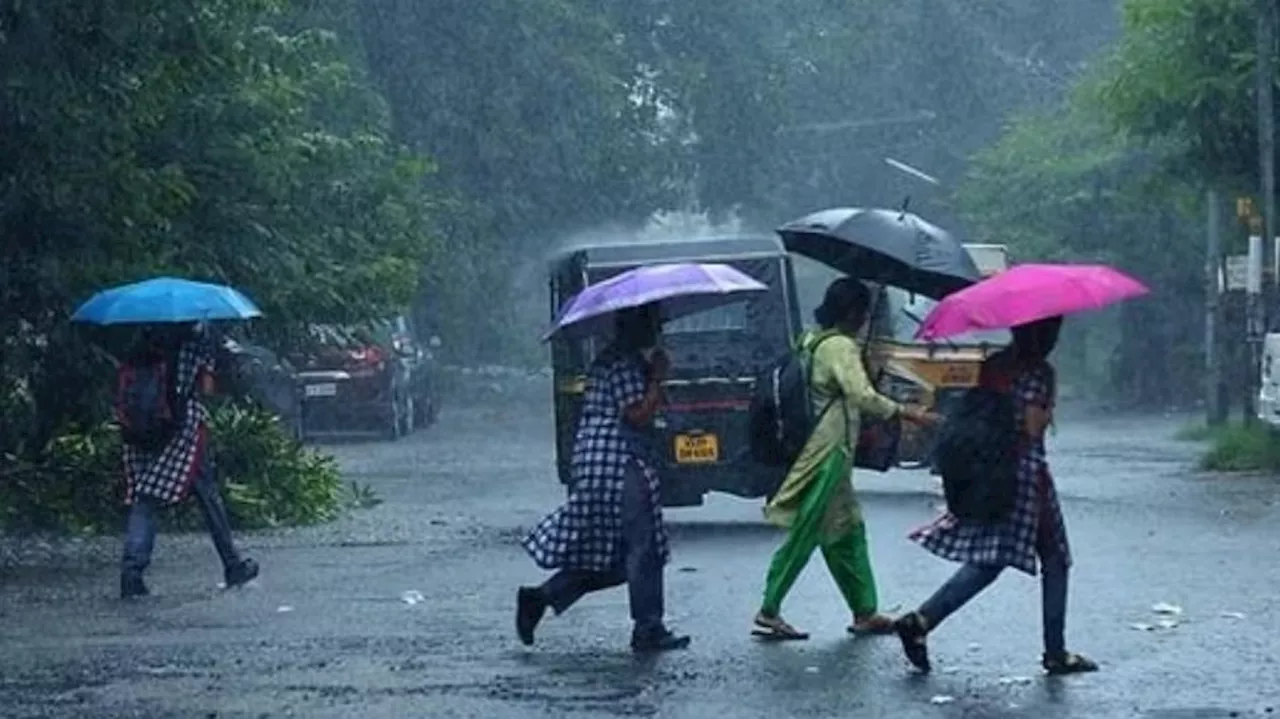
[72,277,263,325]
[777,207,982,299]
[915,263,1149,341]
[544,262,767,341]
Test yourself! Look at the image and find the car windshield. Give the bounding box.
[308,320,396,348]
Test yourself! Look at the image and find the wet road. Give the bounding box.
[3,395,1280,718]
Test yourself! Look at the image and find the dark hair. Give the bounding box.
[1011,315,1063,363]
[813,277,872,329]
[615,303,660,348]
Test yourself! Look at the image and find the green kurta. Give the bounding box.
[763,329,901,539]
[759,328,903,618]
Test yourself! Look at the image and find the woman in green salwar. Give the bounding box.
[753,278,937,640]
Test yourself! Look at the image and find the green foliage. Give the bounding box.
[207,404,344,529]
[0,420,125,534]
[1092,0,1261,189]
[952,101,1205,406]
[1,0,443,482]
[0,403,354,533]
[1200,423,1280,472]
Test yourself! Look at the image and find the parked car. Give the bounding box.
[289,316,437,440]
[215,337,304,439]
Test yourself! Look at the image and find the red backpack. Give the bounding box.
[114,348,183,451]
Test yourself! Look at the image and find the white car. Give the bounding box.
[1258,333,1280,428]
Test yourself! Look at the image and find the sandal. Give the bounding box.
[751,613,810,641]
[1042,651,1099,676]
[893,612,931,673]
[848,613,896,636]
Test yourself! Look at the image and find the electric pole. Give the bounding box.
[1260,0,1277,323]
[1248,0,1276,425]
[1207,189,1226,425]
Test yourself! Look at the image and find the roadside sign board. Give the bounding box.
[1224,254,1249,292]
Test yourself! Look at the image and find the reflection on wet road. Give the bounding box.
[3,399,1280,718]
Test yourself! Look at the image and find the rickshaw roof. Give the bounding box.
[547,235,787,271]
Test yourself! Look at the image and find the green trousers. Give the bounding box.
[761,453,879,618]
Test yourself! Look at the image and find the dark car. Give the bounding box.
[215,337,304,440]
[289,316,436,440]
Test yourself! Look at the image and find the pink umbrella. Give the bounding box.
[916,263,1150,341]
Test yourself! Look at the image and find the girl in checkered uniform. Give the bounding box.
[120,324,258,598]
[893,316,1098,676]
[517,304,690,653]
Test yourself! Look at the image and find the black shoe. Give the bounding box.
[894,612,931,673]
[631,627,691,654]
[516,586,547,646]
[224,558,259,588]
[120,575,150,600]
[1043,651,1099,676]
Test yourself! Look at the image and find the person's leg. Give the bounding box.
[919,563,1002,627]
[120,498,158,597]
[758,519,821,623]
[620,468,662,632]
[1036,527,1098,674]
[759,456,843,626]
[820,522,890,633]
[621,463,687,651]
[517,568,624,646]
[894,563,1003,672]
[541,569,626,615]
[1040,548,1068,659]
[190,453,256,586]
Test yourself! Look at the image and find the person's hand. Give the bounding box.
[648,348,670,381]
[901,406,941,426]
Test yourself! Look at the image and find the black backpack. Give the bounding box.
[747,333,838,468]
[933,384,1019,524]
[115,347,185,452]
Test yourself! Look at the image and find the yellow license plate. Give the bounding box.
[674,433,719,464]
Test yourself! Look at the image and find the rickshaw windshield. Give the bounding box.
[878,287,1011,346]
[664,301,749,334]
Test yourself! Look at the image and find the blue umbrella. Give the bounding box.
[72,277,263,325]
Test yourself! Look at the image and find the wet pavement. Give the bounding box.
[3,395,1280,718]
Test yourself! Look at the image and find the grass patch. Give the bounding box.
[1199,422,1280,472]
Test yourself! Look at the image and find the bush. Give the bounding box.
[0,404,354,534]
[0,420,125,534]
[207,403,343,529]
[1199,423,1280,472]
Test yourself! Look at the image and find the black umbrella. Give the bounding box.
[777,207,982,299]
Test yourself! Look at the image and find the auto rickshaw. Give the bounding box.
[547,235,802,507]
[867,244,1011,468]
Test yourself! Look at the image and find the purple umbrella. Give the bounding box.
[543,262,768,341]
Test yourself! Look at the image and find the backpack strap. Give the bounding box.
[804,331,845,424]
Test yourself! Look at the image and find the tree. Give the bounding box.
[1093,0,1262,190]
[953,101,1204,406]
[1,0,440,443]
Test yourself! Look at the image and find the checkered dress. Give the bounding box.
[522,347,670,572]
[122,338,214,506]
[909,361,1071,576]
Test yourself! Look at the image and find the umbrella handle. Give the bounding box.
[88,342,122,369]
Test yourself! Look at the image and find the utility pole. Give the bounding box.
[1260,0,1277,324]
[1207,189,1226,425]
[1250,0,1276,425]
[1247,217,1263,425]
